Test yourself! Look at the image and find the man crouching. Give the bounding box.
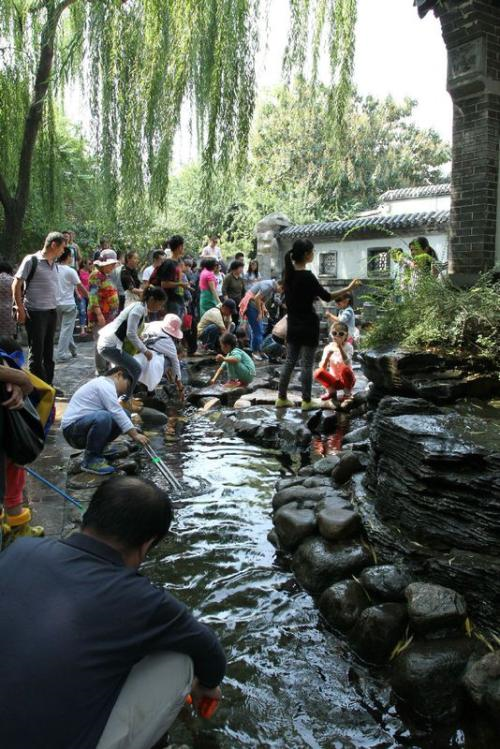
[0,476,226,749]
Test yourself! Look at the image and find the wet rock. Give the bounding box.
[267,528,280,550]
[298,465,316,477]
[292,537,372,594]
[103,443,131,460]
[317,507,360,542]
[280,422,311,448]
[310,455,340,475]
[67,472,110,490]
[140,396,167,413]
[331,452,365,485]
[351,603,408,665]
[343,426,370,445]
[275,476,305,492]
[233,397,252,409]
[360,566,413,603]
[319,580,369,632]
[242,388,301,407]
[405,583,467,635]
[463,652,500,725]
[274,502,317,551]
[302,476,334,489]
[306,411,338,436]
[112,458,139,475]
[390,638,475,718]
[140,407,169,427]
[342,440,370,453]
[315,495,353,514]
[272,486,334,511]
[306,410,324,434]
[361,348,499,405]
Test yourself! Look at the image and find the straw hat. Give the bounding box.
[94,249,119,267]
[161,313,183,340]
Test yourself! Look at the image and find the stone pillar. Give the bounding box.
[254,213,291,279]
[436,0,500,282]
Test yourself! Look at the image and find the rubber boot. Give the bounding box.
[5,507,44,545]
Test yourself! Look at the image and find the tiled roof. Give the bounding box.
[279,210,450,240]
[379,184,450,202]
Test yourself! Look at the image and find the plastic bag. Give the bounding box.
[135,352,164,391]
[0,385,45,465]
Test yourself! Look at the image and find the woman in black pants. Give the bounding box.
[275,239,360,411]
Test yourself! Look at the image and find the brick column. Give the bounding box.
[436,0,500,282]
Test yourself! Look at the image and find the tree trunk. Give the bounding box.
[0,0,76,261]
[0,202,25,260]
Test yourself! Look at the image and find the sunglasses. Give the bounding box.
[332,331,346,337]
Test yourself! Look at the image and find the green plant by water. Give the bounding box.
[361,271,500,367]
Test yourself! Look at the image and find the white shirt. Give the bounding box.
[142,265,154,282]
[97,302,148,354]
[56,265,80,306]
[201,244,222,260]
[61,376,133,433]
[142,323,182,381]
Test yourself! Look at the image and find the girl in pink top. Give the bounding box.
[199,258,220,315]
[77,258,91,334]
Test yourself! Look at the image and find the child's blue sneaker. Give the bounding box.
[82,459,116,476]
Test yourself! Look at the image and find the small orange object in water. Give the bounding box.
[185,694,219,719]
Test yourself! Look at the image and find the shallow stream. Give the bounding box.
[139,414,490,749]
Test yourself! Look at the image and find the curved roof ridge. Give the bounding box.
[379,184,451,202]
[279,209,450,239]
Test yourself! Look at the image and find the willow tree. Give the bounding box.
[0,0,357,258]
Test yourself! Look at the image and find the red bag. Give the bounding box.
[182,313,193,331]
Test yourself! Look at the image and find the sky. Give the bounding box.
[174,0,452,167]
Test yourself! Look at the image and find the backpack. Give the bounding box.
[12,254,38,319]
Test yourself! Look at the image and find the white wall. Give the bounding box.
[381,195,451,215]
[280,231,448,279]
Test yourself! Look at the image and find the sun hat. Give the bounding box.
[94,249,119,267]
[161,313,183,340]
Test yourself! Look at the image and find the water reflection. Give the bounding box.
[142,414,493,749]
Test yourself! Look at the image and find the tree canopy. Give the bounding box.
[0,0,357,257]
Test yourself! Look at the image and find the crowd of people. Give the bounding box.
[0,228,439,748]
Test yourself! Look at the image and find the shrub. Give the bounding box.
[361,272,500,367]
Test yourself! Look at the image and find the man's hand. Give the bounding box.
[209,378,216,385]
[190,678,222,718]
[1,383,25,410]
[215,354,224,363]
[131,430,149,446]
[144,350,153,361]
[16,305,27,324]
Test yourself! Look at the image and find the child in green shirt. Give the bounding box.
[210,332,256,387]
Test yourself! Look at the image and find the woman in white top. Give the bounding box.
[55,247,88,362]
[97,286,166,393]
[138,313,184,396]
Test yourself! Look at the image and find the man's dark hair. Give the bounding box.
[229,260,244,272]
[153,250,165,261]
[143,286,167,304]
[169,235,184,252]
[0,336,22,354]
[125,250,138,263]
[234,252,244,260]
[82,476,172,549]
[106,366,133,383]
[0,257,13,275]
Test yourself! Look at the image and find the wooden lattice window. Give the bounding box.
[367,247,391,278]
[319,251,337,276]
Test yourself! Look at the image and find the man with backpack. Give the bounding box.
[12,231,66,386]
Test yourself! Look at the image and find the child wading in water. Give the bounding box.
[210,333,256,387]
[314,322,356,403]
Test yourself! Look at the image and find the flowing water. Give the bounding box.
[141,414,493,749]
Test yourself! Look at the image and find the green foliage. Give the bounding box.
[362,273,500,366]
[247,84,450,223]
[0,0,358,258]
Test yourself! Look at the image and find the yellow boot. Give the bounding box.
[5,507,44,545]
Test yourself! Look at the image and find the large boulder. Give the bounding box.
[463,652,500,726]
[390,639,476,718]
[360,566,413,603]
[273,485,336,511]
[319,580,370,632]
[274,502,317,551]
[292,537,372,595]
[310,455,340,475]
[331,452,365,485]
[350,603,408,665]
[405,583,467,636]
[317,507,360,542]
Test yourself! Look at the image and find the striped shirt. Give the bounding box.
[15,251,59,311]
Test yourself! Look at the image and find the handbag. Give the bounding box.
[0,384,46,465]
[182,312,193,331]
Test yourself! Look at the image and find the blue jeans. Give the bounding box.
[246,302,264,353]
[77,296,88,328]
[200,324,222,351]
[63,412,122,463]
[167,299,185,318]
[261,334,284,360]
